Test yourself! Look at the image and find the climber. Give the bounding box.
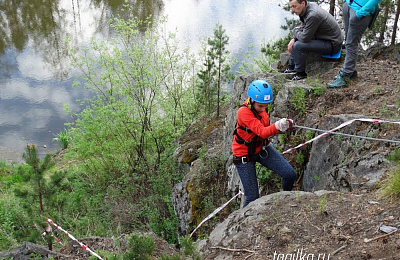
[232,80,297,207]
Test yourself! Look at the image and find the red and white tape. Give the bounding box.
[46,218,104,260]
[190,190,244,237]
[283,118,400,154]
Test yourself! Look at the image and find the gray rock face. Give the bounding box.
[0,241,69,260]
[302,114,392,192]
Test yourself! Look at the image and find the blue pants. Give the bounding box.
[289,39,341,73]
[341,2,372,75]
[235,145,297,207]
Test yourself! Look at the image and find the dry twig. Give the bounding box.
[364,229,398,243]
[211,246,255,253]
[331,244,347,255]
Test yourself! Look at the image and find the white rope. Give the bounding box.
[190,190,244,237]
[283,118,400,154]
[294,125,400,144]
[46,218,104,260]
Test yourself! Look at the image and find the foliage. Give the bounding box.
[52,129,71,150]
[290,88,307,116]
[318,193,327,214]
[21,143,54,215]
[64,14,201,244]
[260,33,292,64]
[257,166,273,187]
[196,24,233,117]
[379,149,400,200]
[187,155,235,237]
[180,236,202,260]
[122,234,155,260]
[362,0,397,46]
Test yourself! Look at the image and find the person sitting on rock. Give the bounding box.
[232,80,297,207]
[280,0,343,80]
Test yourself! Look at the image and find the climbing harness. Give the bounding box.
[232,102,269,164]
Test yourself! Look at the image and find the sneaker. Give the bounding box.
[350,70,358,79]
[327,72,350,88]
[286,71,307,80]
[279,65,295,74]
[334,70,357,80]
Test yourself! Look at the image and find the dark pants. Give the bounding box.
[235,145,296,207]
[289,39,342,73]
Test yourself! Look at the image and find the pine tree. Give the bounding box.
[22,143,53,216]
[197,24,233,117]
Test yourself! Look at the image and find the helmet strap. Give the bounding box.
[246,97,253,109]
[246,98,261,119]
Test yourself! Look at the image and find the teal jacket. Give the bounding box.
[345,0,382,18]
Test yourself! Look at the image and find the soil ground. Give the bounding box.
[201,191,400,260]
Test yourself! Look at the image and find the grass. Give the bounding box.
[378,149,400,201]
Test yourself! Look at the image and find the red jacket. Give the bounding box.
[232,103,279,157]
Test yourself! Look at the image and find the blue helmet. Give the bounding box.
[247,80,273,103]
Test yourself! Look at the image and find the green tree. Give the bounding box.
[197,24,233,117]
[66,14,197,243]
[22,143,53,216]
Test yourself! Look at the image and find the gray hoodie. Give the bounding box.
[293,2,343,47]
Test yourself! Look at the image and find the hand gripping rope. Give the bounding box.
[190,118,400,237]
[46,218,104,260]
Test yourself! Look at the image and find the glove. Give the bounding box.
[275,118,294,132]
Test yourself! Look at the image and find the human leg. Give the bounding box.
[235,162,260,207]
[286,40,333,80]
[292,40,332,72]
[278,53,296,73]
[342,6,372,75]
[328,2,371,88]
[258,145,296,191]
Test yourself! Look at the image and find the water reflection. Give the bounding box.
[0,0,292,162]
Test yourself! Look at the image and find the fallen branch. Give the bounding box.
[331,244,347,255]
[245,252,256,259]
[364,229,398,243]
[211,246,255,253]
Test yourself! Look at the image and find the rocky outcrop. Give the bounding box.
[172,51,397,237]
[301,114,396,191]
[196,190,335,259]
[0,241,70,260]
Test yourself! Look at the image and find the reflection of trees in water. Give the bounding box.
[0,0,164,79]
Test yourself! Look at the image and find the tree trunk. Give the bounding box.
[391,0,400,45]
[329,0,336,16]
[38,180,44,215]
[378,6,389,43]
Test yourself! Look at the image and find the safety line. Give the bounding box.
[294,125,400,144]
[46,218,104,260]
[190,190,244,237]
[282,118,400,154]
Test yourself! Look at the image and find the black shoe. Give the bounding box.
[286,71,307,80]
[279,65,295,74]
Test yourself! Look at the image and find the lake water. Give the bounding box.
[0,0,294,162]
